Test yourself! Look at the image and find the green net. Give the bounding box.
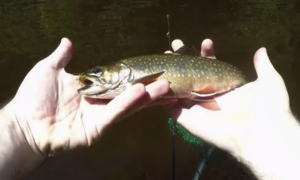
[167,118,212,157]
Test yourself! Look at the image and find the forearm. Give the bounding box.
[239,113,300,180]
[0,107,45,180]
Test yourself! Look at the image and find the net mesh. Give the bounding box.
[167,118,212,157]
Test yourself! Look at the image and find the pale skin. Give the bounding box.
[165,39,300,180]
[0,38,172,179]
[0,37,299,180]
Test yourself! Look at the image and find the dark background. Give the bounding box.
[0,0,299,179]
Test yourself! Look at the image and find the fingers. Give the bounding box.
[163,39,184,54]
[45,38,73,70]
[92,79,170,130]
[253,47,279,81]
[121,79,171,117]
[171,39,184,51]
[99,84,146,126]
[79,83,146,143]
[253,48,290,109]
[201,39,216,59]
[166,38,216,60]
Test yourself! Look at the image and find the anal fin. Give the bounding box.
[191,85,217,97]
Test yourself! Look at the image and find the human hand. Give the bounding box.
[164,39,298,159]
[2,38,170,161]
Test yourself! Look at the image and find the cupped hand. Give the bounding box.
[164,39,296,157]
[3,38,170,158]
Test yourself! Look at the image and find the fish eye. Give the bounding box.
[91,67,102,74]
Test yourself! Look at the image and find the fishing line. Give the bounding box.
[166,12,176,180]
[166,14,171,51]
[165,3,214,180]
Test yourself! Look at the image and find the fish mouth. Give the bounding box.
[77,75,108,96]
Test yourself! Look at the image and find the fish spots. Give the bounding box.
[161,62,164,64]
[188,74,191,77]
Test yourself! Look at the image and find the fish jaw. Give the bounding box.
[77,82,111,97]
[77,63,133,98]
[77,75,132,99]
[78,83,129,99]
[76,73,111,95]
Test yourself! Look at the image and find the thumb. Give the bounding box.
[253,47,278,80]
[254,48,290,111]
[44,37,73,70]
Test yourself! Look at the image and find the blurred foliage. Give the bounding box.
[0,0,299,68]
[227,0,300,114]
[228,0,299,66]
[0,0,163,71]
[0,0,299,111]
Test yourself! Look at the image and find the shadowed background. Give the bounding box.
[0,0,299,179]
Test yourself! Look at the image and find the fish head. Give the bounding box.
[77,63,132,98]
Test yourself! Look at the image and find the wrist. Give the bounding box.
[237,113,300,180]
[0,103,46,179]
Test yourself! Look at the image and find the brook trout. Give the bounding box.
[77,45,247,101]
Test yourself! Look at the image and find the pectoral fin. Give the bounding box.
[131,71,165,85]
[174,45,200,56]
[191,86,217,97]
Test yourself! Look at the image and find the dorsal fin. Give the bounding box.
[174,45,200,56]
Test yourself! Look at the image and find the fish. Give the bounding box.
[76,45,247,101]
